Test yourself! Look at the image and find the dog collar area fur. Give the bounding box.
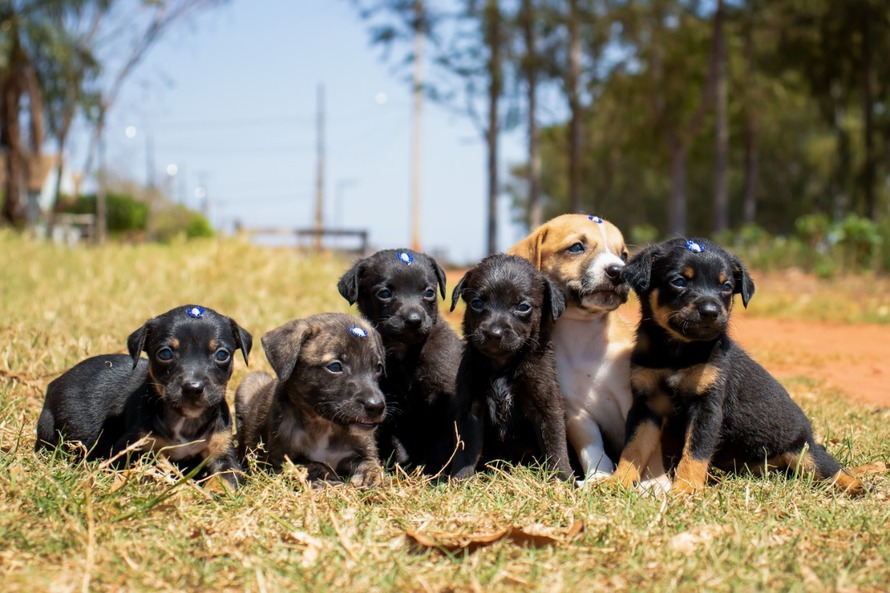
[349,326,369,338]
[685,240,704,253]
[186,306,206,318]
[397,251,414,265]
[588,215,603,224]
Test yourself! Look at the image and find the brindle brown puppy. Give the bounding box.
[613,238,865,495]
[36,305,252,488]
[337,248,462,475]
[235,313,386,487]
[449,254,573,481]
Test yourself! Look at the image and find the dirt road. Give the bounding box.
[729,315,889,409]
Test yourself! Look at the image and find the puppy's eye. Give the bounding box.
[621,252,629,262]
[377,289,392,300]
[516,303,532,313]
[470,298,484,311]
[423,288,436,299]
[722,280,733,291]
[156,347,174,362]
[566,242,584,254]
[375,363,384,375]
[671,277,687,288]
[325,362,343,374]
[214,349,231,363]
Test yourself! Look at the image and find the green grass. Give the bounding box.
[1,231,888,592]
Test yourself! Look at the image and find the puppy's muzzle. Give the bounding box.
[678,300,729,340]
[473,321,522,356]
[350,393,386,432]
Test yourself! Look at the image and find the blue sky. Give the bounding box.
[84,0,531,264]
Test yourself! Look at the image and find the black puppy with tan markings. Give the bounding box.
[36,305,252,488]
[235,313,386,487]
[449,254,573,481]
[338,249,462,475]
[613,238,864,495]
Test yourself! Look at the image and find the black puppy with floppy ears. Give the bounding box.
[613,238,864,495]
[36,305,252,488]
[235,313,387,487]
[338,249,462,474]
[449,254,573,481]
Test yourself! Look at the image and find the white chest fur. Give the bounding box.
[280,418,357,470]
[149,416,211,461]
[552,311,633,479]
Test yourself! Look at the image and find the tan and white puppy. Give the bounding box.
[509,214,667,488]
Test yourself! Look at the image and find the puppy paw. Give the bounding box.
[638,475,672,496]
[671,477,703,495]
[575,471,613,489]
[611,460,642,489]
[350,463,383,489]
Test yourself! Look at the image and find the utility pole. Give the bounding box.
[313,83,325,252]
[96,112,107,244]
[410,0,425,252]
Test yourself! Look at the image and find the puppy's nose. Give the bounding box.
[182,380,205,399]
[362,396,385,417]
[404,311,423,326]
[699,302,721,321]
[486,326,504,340]
[605,264,624,283]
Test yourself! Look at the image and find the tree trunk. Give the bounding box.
[712,0,729,233]
[742,10,758,226]
[485,0,501,255]
[1,73,25,227]
[567,0,583,213]
[522,0,542,230]
[668,135,687,237]
[860,12,876,220]
[410,0,425,251]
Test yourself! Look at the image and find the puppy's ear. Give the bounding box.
[230,319,253,365]
[126,320,151,369]
[508,227,547,269]
[427,255,448,300]
[337,259,364,305]
[621,245,659,294]
[730,255,756,308]
[261,320,310,382]
[450,272,470,312]
[542,276,566,322]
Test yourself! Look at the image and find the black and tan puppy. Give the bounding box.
[235,313,386,487]
[36,305,252,488]
[337,249,462,474]
[449,254,573,481]
[613,238,864,495]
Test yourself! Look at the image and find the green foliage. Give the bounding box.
[64,192,149,234]
[719,215,890,277]
[150,203,216,242]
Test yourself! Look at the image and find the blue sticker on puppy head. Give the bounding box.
[186,306,205,318]
[588,215,603,224]
[349,326,368,338]
[397,251,414,265]
[685,240,704,254]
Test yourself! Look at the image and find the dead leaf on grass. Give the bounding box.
[670,525,732,554]
[282,530,325,567]
[846,461,888,478]
[406,519,583,553]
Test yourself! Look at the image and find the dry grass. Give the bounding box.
[1,231,888,592]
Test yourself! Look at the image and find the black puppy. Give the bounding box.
[235,313,387,487]
[613,238,864,495]
[337,248,462,474]
[449,254,573,481]
[36,305,252,488]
